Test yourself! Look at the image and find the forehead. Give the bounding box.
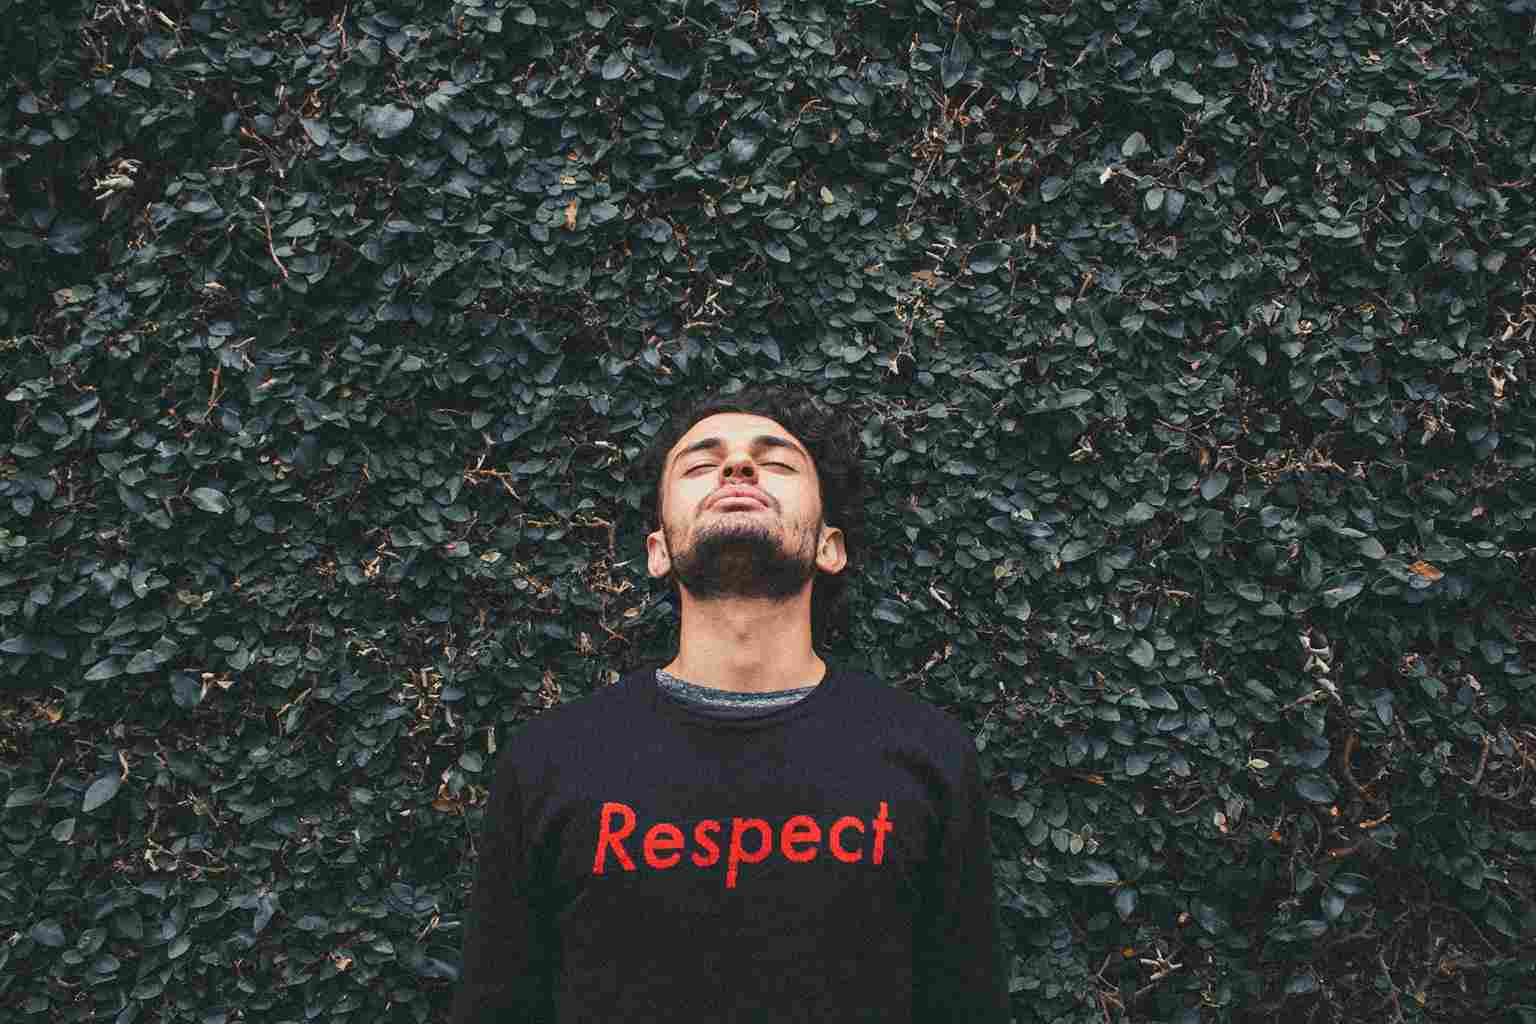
[669,413,804,457]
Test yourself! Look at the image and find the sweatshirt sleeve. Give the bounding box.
[912,735,1011,1023]
[448,750,556,1024]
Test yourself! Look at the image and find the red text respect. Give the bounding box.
[591,801,894,889]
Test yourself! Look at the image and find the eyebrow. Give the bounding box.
[671,434,808,470]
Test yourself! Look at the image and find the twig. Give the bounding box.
[205,366,222,418]
[335,4,350,56]
[1377,951,1406,1023]
[1131,946,1184,1003]
[904,149,942,225]
[1468,734,1491,786]
[1340,731,1367,795]
[39,757,65,798]
[1413,935,1445,1010]
[1091,953,1120,1024]
[1433,903,1502,956]
[1167,793,1208,815]
[1280,688,1328,713]
[253,197,290,282]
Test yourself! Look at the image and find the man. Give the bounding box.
[449,385,1010,1023]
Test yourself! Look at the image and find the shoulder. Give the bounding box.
[486,669,647,781]
[832,667,979,761]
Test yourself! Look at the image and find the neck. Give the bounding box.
[663,588,825,692]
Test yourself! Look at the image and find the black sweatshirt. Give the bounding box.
[448,662,1010,1023]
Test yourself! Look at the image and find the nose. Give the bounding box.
[721,452,756,479]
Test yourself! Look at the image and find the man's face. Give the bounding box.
[645,412,844,601]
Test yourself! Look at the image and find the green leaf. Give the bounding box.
[1058,388,1093,408]
[1359,537,1386,559]
[602,54,628,80]
[1125,501,1156,524]
[83,773,121,813]
[941,33,972,89]
[1066,859,1119,886]
[968,242,1010,274]
[31,920,67,947]
[1040,176,1067,202]
[190,487,230,513]
[300,119,330,146]
[1200,473,1230,500]
[764,240,790,263]
[1168,80,1203,105]
[6,784,43,809]
[84,657,122,681]
[1270,919,1328,942]
[171,672,203,709]
[1121,131,1147,158]
[1128,639,1155,668]
[283,217,316,238]
[1059,540,1094,563]
[1320,575,1365,607]
[1150,49,1174,76]
[1191,899,1227,935]
[728,135,762,163]
[1284,971,1319,994]
[1330,873,1370,896]
[1295,775,1337,804]
[364,104,415,140]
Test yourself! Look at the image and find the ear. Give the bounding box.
[645,527,672,579]
[814,525,846,576]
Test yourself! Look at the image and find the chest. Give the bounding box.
[525,728,946,933]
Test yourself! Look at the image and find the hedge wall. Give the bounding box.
[3,0,1535,1021]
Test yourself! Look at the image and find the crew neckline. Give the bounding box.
[640,660,844,730]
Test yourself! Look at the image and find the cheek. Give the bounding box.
[670,481,712,517]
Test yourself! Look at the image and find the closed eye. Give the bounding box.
[687,462,793,473]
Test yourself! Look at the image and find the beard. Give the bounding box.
[664,512,818,602]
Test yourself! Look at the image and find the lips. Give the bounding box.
[709,487,771,511]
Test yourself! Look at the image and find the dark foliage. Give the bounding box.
[2,0,1534,1021]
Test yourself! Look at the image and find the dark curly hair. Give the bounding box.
[633,384,867,650]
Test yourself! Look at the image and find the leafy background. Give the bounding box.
[3,0,1535,1020]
